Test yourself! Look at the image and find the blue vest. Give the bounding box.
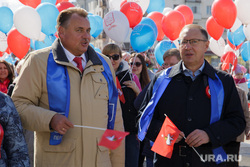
[47,51,118,145]
[138,67,227,164]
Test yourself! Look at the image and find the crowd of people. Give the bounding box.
[0,7,250,167]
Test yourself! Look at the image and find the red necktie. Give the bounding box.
[73,57,83,73]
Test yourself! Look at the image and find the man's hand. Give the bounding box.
[175,131,185,143]
[185,129,210,147]
[50,114,74,135]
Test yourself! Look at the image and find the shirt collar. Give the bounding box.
[182,61,205,80]
[60,41,86,63]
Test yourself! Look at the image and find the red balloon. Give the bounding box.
[147,12,164,41]
[120,2,143,28]
[56,0,69,5]
[212,0,237,29]
[162,11,186,41]
[7,29,30,59]
[120,0,127,8]
[19,0,41,8]
[0,51,3,57]
[227,38,243,50]
[221,51,237,71]
[174,5,193,25]
[206,16,224,40]
[56,2,75,12]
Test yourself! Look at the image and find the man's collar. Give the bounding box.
[168,60,216,79]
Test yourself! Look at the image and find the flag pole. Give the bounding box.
[74,125,106,131]
[163,114,205,162]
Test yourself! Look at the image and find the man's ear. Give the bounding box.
[57,26,64,38]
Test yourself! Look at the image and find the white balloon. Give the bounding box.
[235,0,250,25]
[14,6,42,40]
[103,11,130,43]
[224,44,239,57]
[230,18,242,32]
[109,0,122,11]
[0,31,7,52]
[163,7,173,16]
[209,37,225,57]
[123,28,132,43]
[127,0,150,14]
[38,32,46,41]
[243,25,250,41]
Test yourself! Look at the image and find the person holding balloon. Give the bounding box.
[102,43,141,167]
[137,24,245,166]
[0,91,30,166]
[11,7,125,167]
[0,60,14,94]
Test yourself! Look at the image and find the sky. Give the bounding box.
[0,0,76,12]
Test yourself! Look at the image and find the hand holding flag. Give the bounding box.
[151,116,180,158]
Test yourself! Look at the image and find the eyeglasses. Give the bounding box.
[130,62,142,67]
[178,39,207,47]
[106,54,120,61]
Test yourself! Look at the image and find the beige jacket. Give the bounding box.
[12,39,125,167]
[236,86,250,142]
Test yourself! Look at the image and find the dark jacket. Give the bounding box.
[117,67,138,134]
[138,60,246,167]
[0,92,30,167]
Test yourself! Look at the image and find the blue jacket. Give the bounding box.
[0,92,29,167]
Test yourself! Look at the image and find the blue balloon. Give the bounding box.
[130,24,156,53]
[88,12,94,15]
[36,3,59,36]
[139,17,158,38]
[146,0,165,13]
[30,39,35,50]
[92,15,103,38]
[88,15,98,37]
[248,81,250,89]
[245,73,250,80]
[0,6,13,34]
[227,25,245,47]
[41,0,56,4]
[154,40,176,65]
[240,41,250,62]
[35,35,56,50]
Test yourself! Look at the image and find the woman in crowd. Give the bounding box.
[129,53,152,167]
[0,91,30,166]
[102,43,141,167]
[0,60,14,94]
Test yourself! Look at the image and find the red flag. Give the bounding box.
[116,77,126,104]
[151,116,180,158]
[98,129,129,150]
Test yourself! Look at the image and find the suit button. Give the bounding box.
[187,117,192,122]
[186,163,190,167]
[188,97,193,100]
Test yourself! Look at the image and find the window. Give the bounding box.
[191,6,197,13]
[207,6,211,15]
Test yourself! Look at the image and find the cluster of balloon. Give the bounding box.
[154,40,176,65]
